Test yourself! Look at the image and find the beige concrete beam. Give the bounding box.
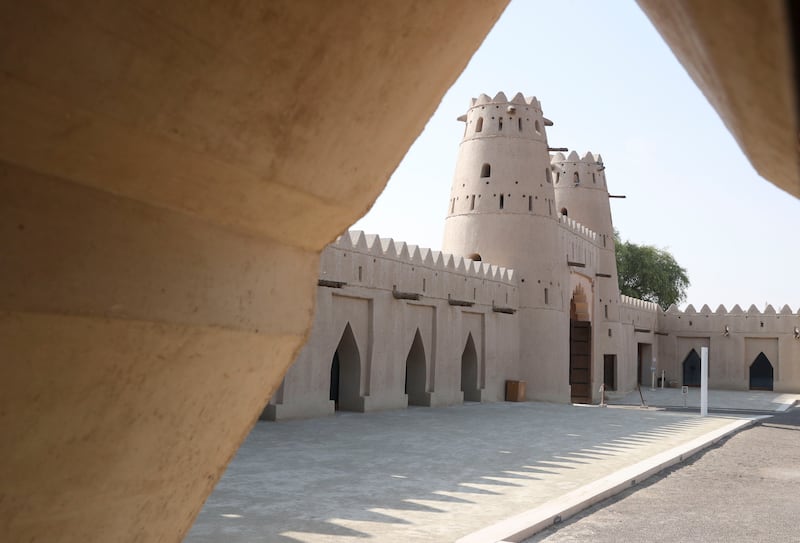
[637,0,800,199]
[0,1,508,541]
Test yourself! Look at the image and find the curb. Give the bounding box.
[455,417,762,543]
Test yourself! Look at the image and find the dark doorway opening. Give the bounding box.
[749,352,774,391]
[461,333,480,402]
[637,343,652,386]
[405,329,427,405]
[569,320,592,403]
[603,354,616,391]
[329,323,362,411]
[682,349,701,387]
[569,285,591,403]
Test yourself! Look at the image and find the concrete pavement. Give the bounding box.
[607,387,800,412]
[185,394,784,543]
[527,407,800,542]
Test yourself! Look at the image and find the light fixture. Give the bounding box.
[723,325,730,337]
[794,326,800,339]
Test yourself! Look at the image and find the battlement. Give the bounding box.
[558,214,597,242]
[551,151,603,165]
[331,230,516,284]
[620,295,661,312]
[665,303,799,316]
[468,91,541,111]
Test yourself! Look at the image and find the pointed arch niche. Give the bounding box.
[682,348,701,387]
[461,333,480,402]
[405,329,428,405]
[329,323,362,411]
[749,352,774,391]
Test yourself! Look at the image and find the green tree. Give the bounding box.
[614,231,689,309]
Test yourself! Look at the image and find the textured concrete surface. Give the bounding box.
[186,401,760,542]
[608,387,800,412]
[527,406,800,542]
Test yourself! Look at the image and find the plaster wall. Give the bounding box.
[264,232,520,420]
[0,2,510,540]
[657,305,800,391]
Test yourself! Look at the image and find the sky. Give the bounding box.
[353,0,800,311]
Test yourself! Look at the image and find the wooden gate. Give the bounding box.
[569,320,592,403]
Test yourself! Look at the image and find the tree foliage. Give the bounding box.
[614,231,689,309]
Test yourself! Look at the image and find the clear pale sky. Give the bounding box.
[353,0,800,311]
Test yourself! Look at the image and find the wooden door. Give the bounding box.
[570,320,591,403]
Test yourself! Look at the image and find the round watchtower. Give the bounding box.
[552,150,622,331]
[442,92,570,402]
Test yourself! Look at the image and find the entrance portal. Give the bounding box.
[569,285,591,403]
[749,352,774,391]
[461,333,480,402]
[329,323,362,411]
[682,349,701,387]
[569,320,591,403]
[405,329,427,405]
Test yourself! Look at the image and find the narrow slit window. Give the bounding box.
[573,172,580,184]
[535,119,541,134]
[470,194,475,210]
[518,118,522,131]
[548,199,552,215]
[555,171,560,184]
[450,198,455,213]
[604,305,609,319]
[480,163,491,178]
[422,278,426,292]
[358,266,363,282]
[592,172,596,184]
[544,288,549,305]
[545,168,551,184]
[498,117,503,130]
[475,117,483,133]
[528,195,532,211]
[499,194,504,209]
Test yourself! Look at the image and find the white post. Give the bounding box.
[650,358,656,391]
[700,347,709,417]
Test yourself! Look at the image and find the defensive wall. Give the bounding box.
[265,91,800,422]
[264,230,521,420]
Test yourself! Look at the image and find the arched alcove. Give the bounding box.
[461,333,480,402]
[405,329,427,405]
[475,117,483,133]
[480,163,491,178]
[749,352,774,390]
[682,349,701,387]
[330,323,362,411]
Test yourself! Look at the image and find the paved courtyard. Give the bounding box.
[184,398,776,543]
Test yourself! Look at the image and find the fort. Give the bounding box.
[265,92,800,420]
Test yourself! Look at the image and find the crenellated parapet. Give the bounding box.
[558,214,598,243]
[620,295,661,312]
[659,302,800,337]
[550,151,608,188]
[319,230,518,308]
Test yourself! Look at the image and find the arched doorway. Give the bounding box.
[569,285,591,403]
[405,329,427,405]
[749,352,774,391]
[330,323,362,411]
[682,349,701,387]
[461,333,480,402]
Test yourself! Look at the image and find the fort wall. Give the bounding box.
[263,231,521,420]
